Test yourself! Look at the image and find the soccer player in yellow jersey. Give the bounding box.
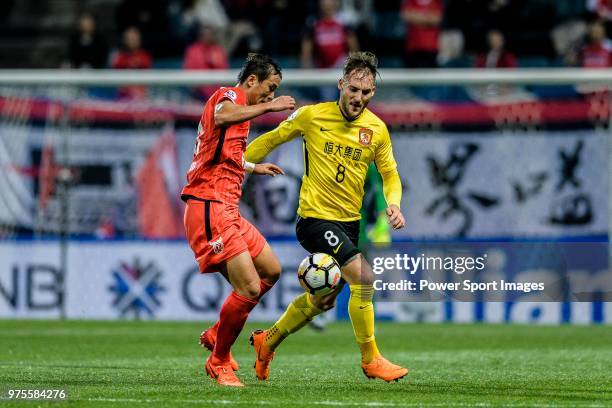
[244,51,408,382]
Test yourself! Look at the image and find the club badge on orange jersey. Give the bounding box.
[209,236,224,254]
[359,128,373,146]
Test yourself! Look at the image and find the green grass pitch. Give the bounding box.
[1,320,611,407]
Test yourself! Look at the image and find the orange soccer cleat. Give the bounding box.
[205,356,244,387]
[361,355,409,382]
[249,329,275,380]
[199,328,240,371]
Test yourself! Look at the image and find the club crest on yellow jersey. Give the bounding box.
[359,128,373,146]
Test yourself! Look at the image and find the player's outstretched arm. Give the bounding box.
[380,169,405,230]
[245,105,311,163]
[375,125,404,229]
[214,96,295,127]
[245,128,283,163]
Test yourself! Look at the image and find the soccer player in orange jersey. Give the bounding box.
[181,54,295,387]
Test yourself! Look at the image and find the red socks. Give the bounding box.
[212,291,257,363]
[258,279,274,299]
[209,279,274,333]
[209,280,276,364]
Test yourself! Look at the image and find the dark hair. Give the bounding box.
[237,53,282,84]
[342,51,378,81]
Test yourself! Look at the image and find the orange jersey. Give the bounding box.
[181,87,249,206]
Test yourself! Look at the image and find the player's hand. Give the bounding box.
[267,96,296,112]
[386,205,405,230]
[253,163,285,176]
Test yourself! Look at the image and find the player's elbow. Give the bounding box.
[214,113,229,127]
[381,168,401,183]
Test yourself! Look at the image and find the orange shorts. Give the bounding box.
[183,199,266,273]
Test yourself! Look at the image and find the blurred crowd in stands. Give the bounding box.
[57,0,612,72]
[0,0,608,72]
[56,0,612,75]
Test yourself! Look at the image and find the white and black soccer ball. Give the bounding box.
[297,253,342,296]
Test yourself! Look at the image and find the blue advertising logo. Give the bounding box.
[108,257,166,318]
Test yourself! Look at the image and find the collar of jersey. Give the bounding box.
[336,101,363,122]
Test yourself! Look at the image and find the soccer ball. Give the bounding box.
[297,253,342,296]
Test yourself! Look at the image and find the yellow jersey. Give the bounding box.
[245,102,401,222]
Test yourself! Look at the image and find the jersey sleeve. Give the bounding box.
[375,125,402,207]
[375,125,398,174]
[245,106,311,163]
[217,88,241,105]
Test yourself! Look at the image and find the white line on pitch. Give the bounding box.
[82,397,607,407]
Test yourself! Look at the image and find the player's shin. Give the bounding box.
[348,284,380,364]
[212,291,258,363]
[265,292,323,350]
[206,279,274,335]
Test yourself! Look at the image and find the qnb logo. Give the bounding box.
[108,257,166,319]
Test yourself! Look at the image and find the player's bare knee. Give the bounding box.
[310,295,332,311]
[236,281,261,299]
[244,285,261,299]
[311,293,336,311]
[319,299,336,311]
[320,299,336,311]
[310,295,325,309]
[265,263,282,283]
[341,254,374,286]
[359,262,375,287]
[255,249,282,283]
[258,266,280,285]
